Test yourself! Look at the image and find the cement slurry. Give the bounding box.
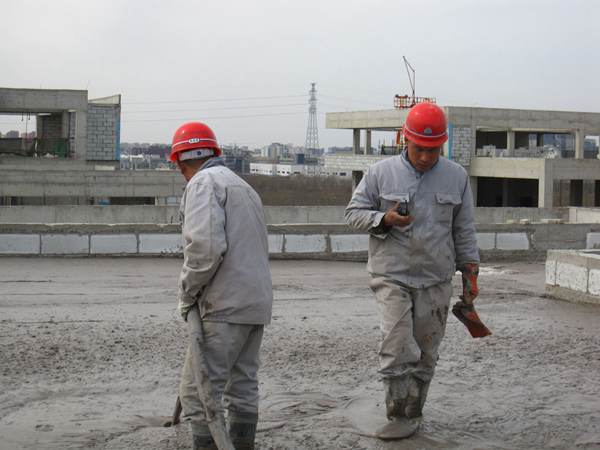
[0,259,599,449]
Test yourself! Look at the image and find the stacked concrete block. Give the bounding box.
[546,249,600,304]
[322,155,387,172]
[87,104,119,161]
[451,126,473,168]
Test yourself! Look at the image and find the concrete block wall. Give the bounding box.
[2,223,600,261]
[0,205,581,226]
[38,113,63,139]
[87,104,118,161]
[546,249,600,305]
[322,155,386,172]
[450,125,473,168]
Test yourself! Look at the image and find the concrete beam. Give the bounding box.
[0,88,88,113]
[0,169,185,198]
[469,157,544,179]
[327,109,409,130]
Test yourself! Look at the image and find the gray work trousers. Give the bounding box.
[369,276,452,382]
[179,321,264,434]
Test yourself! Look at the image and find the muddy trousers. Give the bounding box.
[179,321,264,444]
[369,277,452,419]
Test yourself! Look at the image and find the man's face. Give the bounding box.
[406,139,441,172]
[176,160,194,182]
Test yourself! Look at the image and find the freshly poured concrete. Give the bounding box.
[1,259,599,449]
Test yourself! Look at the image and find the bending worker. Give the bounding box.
[171,122,273,450]
[345,103,480,438]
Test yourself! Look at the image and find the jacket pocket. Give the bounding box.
[435,192,462,224]
[379,193,410,212]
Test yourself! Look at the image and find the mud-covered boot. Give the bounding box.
[228,412,258,450]
[406,377,430,420]
[192,434,216,450]
[191,422,217,450]
[375,377,420,440]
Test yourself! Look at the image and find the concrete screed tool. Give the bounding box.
[174,305,235,450]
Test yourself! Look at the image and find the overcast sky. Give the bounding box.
[2,0,599,148]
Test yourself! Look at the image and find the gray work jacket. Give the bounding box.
[345,151,479,288]
[178,158,273,325]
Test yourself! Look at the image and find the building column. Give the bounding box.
[583,180,595,207]
[469,176,478,206]
[352,129,361,155]
[352,171,363,190]
[574,129,584,159]
[364,129,372,155]
[538,159,554,207]
[507,130,515,156]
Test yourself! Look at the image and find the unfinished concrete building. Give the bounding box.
[325,106,600,208]
[0,87,133,205]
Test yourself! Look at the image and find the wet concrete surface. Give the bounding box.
[0,258,599,449]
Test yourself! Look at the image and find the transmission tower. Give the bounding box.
[305,82,319,153]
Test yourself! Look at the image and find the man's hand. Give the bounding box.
[179,303,193,321]
[382,202,414,228]
[459,263,479,302]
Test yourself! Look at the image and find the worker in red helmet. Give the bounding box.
[345,103,480,439]
[171,122,273,450]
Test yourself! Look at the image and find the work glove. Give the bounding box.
[179,303,193,321]
[459,263,479,302]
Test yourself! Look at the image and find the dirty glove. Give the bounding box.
[459,263,479,302]
[179,303,194,321]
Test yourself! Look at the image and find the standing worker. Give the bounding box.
[345,103,480,439]
[171,122,273,450]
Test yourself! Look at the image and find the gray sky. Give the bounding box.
[2,0,599,148]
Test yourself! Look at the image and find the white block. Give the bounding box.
[586,233,600,249]
[476,233,495,250]
[556,262,588,292]
[330,234,369,253]
[588,269,600,296]
[41,234,89,255]
[545,259,557,285]
[0,234,39,254]
[496,233,529,250]
[284,234,326,253]
[268,234,283,254]
[139,234,182,254]
[91,234,137,254]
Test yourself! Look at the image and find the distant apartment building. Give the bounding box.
[250,162,322,177]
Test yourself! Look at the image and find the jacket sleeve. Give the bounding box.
[344,168,388,236]
[453,174,480,267]
[178,180,227,309]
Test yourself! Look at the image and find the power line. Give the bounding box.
[122,103,306,114]
[319,94,390,109]
[124,94,307,105]
[121,111,308,123]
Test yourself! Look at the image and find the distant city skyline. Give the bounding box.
[2,0,599,148]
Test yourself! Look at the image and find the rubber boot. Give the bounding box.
[406,377,430,420]
[228,412,258,450]
[192,434,216,450]
[375,377,420,440]
[191,422,217,450]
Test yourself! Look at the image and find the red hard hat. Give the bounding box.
[402,102,448,148]
[170,122,222,162]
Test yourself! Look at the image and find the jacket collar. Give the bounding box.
[199,156,225,171]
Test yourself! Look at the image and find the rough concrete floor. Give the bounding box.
[0,258,599,450]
